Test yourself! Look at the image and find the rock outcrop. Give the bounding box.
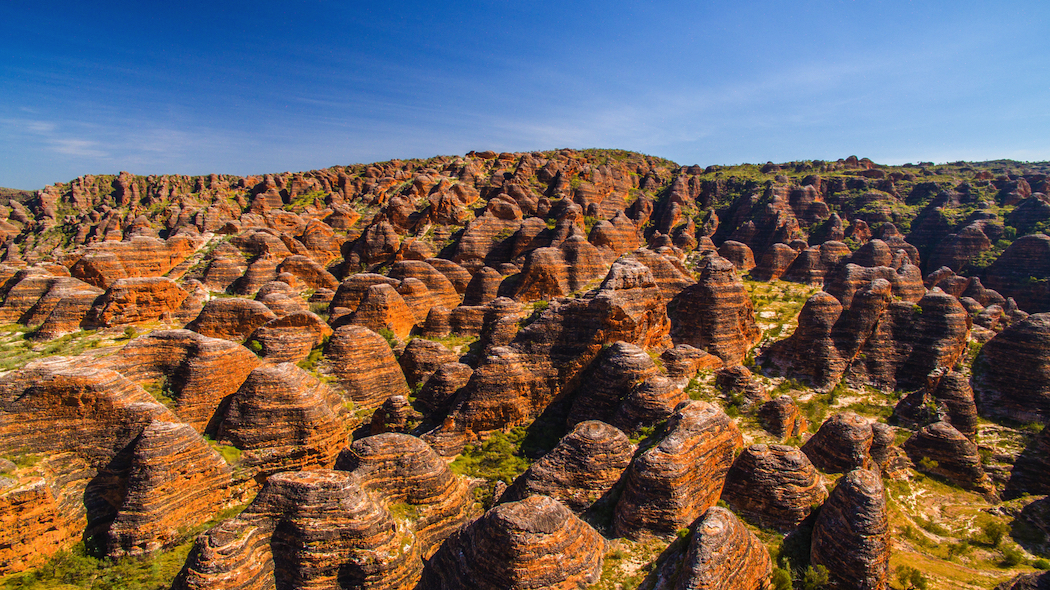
[767,284,970,390]
[984,234,1050,313]
[669,256,760,364]
[566,341,659,426]
[425,257,670,454]
[176,470,413,590]
[421,495,606,590]
[70,236,197,288]
[975,313,1050,422]
[501,420,633,512]
[614,401,742,538]
[811,469,890,590]
[672,506,773,590]
[721,444,827,531]
[903,421,995,494]
[801,412,874,473]
[0,477,75,575]
[323,325,411,410]
[103,329,261,433]
[336,433,473,553]
[757,396,807,438]
[0,357,180,565]
[398,338,459,388]
[245,310,331,363]
[217,363,347,478]
[84,277,189,327]
[346,283,417,341]
[106,420,233,557]
[186,297,278,342]
[611,375,689,434]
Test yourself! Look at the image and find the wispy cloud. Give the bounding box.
[50,138,107,157]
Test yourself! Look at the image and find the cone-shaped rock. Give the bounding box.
[722,443,827,531]
[217,363,347,477]
[976,313,1050,422]
[107,420,233,557]
[501,420,633,512]
[420,495,605,590]
[801,412,874,473]
[669,256,760,365]
[673,506,773,590]
[903,421,995,494]
[614,401,742,538]
[323,325,411,410]
[811,469,890,590]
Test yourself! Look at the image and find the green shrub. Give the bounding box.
[895,565,929,589]
[203,435,242,465]
[801,564,829,590]
[378,328,398,349]
[771,567,794,590]
[982,520,1010,547]
[449,426,531,507]
[1000,545,1024,567]
[917,456,939,472]
[1,539,192,590]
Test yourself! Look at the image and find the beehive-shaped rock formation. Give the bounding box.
[217,363,347,477]
[388,260,461,310]
[669,256,760,364]
[758,396,807,438]
[369,395,423,435]
[672,507,773,590]
[614,401,742,538]
[903,421,995,494]
[398,337,459,388]
[84,277,189,327]
[105,329,261,432]
[1005,423,1050,499]
[801,412,875,473]
[323,325,411,410]
[70,235,198,288]
[611,375,689,434]
[976,313,1050,422]
[335,433,474,553]
[106,420,233,557]
[347,282,417,341]
[178,470,416,590]
[186,297,278,341]
[811,469,890,590]
[501,420,633,512]
[246,310,331,363]
[566,341,659,426]
[420,495,605,590]
[0,357,180,565]
[768,283,970,390]
[721,444,827,531]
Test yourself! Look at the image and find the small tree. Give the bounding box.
[802,565,829,590]
[771,567,794,590]
[896,565,928,589]
[982,521,1010,547]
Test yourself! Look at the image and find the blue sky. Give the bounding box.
[2,0,1048,189]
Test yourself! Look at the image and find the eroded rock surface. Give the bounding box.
[811,469,890,590]
[421,495,605,590]
[501,420,633,512]
[721,444,827,531]
[614,401,742,538]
